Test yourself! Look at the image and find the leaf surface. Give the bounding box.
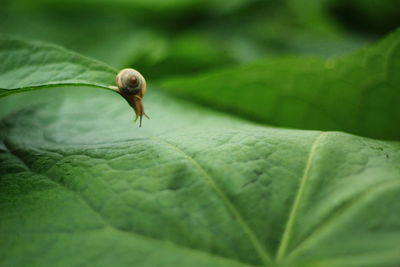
[1,86,400,266]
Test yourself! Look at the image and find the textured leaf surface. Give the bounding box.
[0,37,116,97]
[161,29,400,140]
[1,87,400,267]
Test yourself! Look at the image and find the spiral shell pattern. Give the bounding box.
[116,68,147,96]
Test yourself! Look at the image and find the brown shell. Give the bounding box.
[115,68,147,96]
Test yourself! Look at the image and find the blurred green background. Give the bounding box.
[2,0,400,82]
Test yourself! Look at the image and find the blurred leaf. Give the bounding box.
[286,0,342,35]
[0,37,116,97]
[161,29,400,140]
[220,6,366,60]
[137,33,234,80]
[1,0,371,80]
[0,12,167,69]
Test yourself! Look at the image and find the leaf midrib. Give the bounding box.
[276,132,326,261]
[0,83,115,98]
[150,135,273,265]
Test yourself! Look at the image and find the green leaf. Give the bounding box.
[0,37,116,97]
[1,86,400,266]
[0,35,399,267]
[161,29,400,141]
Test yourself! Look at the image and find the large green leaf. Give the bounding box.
[1,36,400,267]
[1,86,400,267]
[161,29,400,141]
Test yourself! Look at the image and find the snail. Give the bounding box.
[115,68,149,127]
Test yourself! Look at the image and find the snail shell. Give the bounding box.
[116,68,147,96]
[115,68,149,127]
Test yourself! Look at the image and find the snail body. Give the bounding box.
[115,68,148,126]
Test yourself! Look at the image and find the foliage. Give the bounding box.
[0,1,400,266]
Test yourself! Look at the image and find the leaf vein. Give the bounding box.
[1,139,253,266]
[150,136,272,265]
[276,132,326,261]
[287,179,400,260]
